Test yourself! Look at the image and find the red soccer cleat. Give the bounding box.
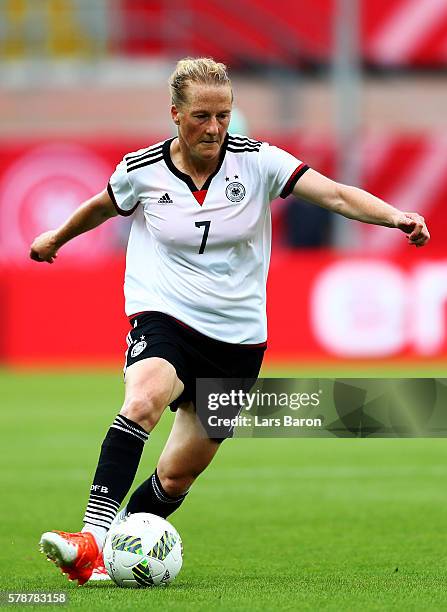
[88,551,111,582]
[39,531,99,586]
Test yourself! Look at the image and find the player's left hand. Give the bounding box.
[396,212,430,248]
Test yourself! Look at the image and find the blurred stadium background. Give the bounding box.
[1,0,446,370]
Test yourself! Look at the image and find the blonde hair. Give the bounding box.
[169,57,232,107]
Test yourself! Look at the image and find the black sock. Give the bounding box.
[83,414,148,530]
[127,469,188,519]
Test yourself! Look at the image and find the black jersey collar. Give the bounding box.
[162,133,228,193]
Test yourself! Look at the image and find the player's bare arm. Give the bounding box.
[293,168,430,248]
[29,189,118,263]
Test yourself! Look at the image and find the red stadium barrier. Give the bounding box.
[0,139,158,264]
[267,250,447,362]
[0,259,128,366]
[1,135,446,262]
[1,250,446,366]
[1,137,445,365]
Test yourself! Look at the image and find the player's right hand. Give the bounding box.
[29,230,60,263]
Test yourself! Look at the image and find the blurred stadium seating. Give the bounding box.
[2,0,446,66]
[0,0,446,366]
[0,0,447,68]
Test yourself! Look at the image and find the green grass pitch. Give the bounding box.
[1,367,447,611]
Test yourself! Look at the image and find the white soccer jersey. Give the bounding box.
[107,133,308,344]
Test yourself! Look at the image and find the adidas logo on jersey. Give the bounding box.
[158,193,173,204]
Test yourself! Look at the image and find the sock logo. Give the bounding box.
[91,484,109,493]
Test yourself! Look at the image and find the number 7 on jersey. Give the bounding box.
[195,220,211,254]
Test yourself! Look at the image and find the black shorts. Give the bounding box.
[124,311,266,412]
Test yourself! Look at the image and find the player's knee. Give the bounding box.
[121,392,166,432]
[157,466,200,497]
[159,474,192,497]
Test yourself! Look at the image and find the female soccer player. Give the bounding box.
[30,58,430,584]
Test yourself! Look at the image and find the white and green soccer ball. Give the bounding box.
[103,513,183,587]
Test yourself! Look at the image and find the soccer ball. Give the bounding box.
[103,513,183,587]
